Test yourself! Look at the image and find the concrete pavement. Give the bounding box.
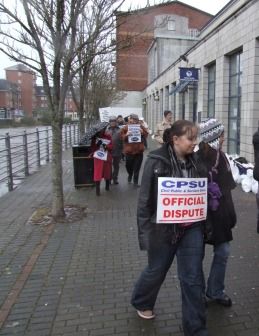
[0,145,258,336]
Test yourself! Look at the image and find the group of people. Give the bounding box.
[89,110,259,335]
[90,114,149,196]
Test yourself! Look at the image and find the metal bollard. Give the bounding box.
[36,128,41,167]
[23,131,29,176]
[46,127,50,162]
[5,133,13,191]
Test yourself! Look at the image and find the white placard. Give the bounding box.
[99,107,142,122]
[93,149,108,161]
[128,124,141,143]
[156,177,207,224]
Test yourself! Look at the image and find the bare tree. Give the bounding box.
[85,56,125,118]
[70,0,126,138]
[0,0,124,219]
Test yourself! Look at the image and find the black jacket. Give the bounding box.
[137,144,203,251]
[253,130,259,181]
[197,144,236,245]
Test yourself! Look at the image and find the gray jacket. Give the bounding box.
[106,125,123,157]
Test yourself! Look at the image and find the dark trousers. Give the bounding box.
[131,225,208,336]
[112,156,120,182]
[125,153,143,184]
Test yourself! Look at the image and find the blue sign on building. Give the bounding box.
[179,67,199,81]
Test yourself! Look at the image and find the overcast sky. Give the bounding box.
[0,0,230,78]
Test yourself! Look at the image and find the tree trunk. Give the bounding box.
[79,97,85,139]
[51,120,65,219]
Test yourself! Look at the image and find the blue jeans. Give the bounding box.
[206,242,230,299]
[131,225,208,336]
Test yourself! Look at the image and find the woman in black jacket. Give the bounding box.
[131,120,208,336]
[197,118,236,307]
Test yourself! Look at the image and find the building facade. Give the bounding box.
[0,64,78,120]
[5,64,36,117]
[115,1,212,108]
[35,86,78,120]
[0,79,22,119]
[143,0,259,162]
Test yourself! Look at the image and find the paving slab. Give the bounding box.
[0,145,258,335]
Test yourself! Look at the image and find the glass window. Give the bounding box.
[165,86,169,110]
[229,98,238,117]
[229,75,239,97]
[179,92,185,120]
[168,20,175,31]
[228,51,242,154]
[207,63,216,118]
[228,139,240,155]
[171,83,176,119]
[160,89,163,116]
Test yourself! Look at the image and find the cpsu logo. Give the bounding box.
[131,137,139,142]
[161,180,206,188]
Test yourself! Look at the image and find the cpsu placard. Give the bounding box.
[156,177,207,224]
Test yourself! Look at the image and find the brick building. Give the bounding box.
[5,64,36,117]
[35,86,78,120]
[115,1,213,108]
[0,64,78,120]
[0,79,21,119]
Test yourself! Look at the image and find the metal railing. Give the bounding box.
[0,124,80,195]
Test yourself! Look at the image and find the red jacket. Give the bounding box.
[91,133,113,181]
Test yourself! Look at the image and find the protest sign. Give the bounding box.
[156,177,207,224]
[128,124,141,143]
[93,138,110,161]
[93,149,108,161]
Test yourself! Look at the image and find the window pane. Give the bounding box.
[239,73,242,96]
[228,119,238,139]
[208,82,215,99]
[230,75,239,96]
[168,20,175,31]
[230,54,238,75]
[228,139,237,154]
[239,52,243,72]
[208,64,216,81]
[229,98,238,117]
[208,100,215,117]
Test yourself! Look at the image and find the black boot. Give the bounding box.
[105,180,110,191]
[96,182,100,196]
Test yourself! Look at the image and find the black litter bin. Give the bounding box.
[72,145,94,187]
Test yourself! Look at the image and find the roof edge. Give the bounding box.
[115,0,214,17]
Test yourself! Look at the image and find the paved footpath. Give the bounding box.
[0,145,259,336]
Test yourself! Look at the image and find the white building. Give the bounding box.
[143,0,259,161]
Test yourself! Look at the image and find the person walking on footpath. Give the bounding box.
[253,125,259,233]
[154,110,173,146]
[197,118,236,307]
[117,115,125,127]
[91,128,113,196]
[131,120,208,336]
[120,114,149,186]
[106,116,123,184]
